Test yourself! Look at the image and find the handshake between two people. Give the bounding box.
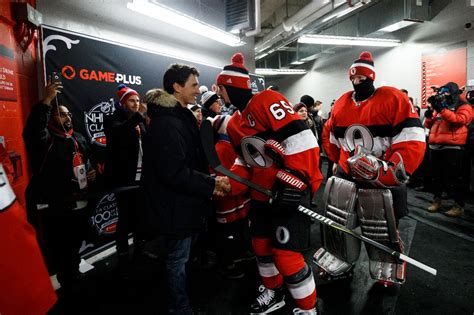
[213,176,231,197]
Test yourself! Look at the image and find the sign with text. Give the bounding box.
[421,43,466,108]
[0,44,17,101]
[42,25,264,257]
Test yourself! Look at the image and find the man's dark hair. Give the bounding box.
[163,64,200,94]
[300,95,314,107]
[400,89,408,95]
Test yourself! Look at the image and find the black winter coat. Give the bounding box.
[104,108,146,187]
[23,103,94,212]
[140,91,215,239]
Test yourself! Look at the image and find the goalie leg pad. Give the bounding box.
[313,176,361,276]
[356,188,405,284]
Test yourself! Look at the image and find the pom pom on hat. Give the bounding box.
[117,84,139,105]
[200,91,219,110]
[348,51,375,81]
[199,85,209,94]
[216,53,251,90]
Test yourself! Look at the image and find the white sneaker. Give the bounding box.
[293,307,317,314]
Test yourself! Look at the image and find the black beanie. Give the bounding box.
[300,95,315,107]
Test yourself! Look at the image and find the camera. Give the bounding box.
[464,22,473,30]
[467,90,474,105]
[51,71,62,84]
[427,93,447,107]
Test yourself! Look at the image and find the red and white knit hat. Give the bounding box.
[212,115,231,135]
[216,53,251,90]
[348,51,375,81]
[117,84,139,105]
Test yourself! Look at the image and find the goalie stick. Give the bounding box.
[200,119,437,276]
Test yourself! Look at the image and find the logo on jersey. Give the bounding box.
[275,226,290,244]
[84,101,115,146]
[240,136,274,168]
[91,193,118,235]
[343,124,375,153]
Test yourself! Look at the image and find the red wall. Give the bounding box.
[0,0,38,206]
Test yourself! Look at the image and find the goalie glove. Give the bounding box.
[347,146,408,188]
[273,169,308,211]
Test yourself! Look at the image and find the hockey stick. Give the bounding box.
[297,206,437,276]
[200,120,437,276]
[200,120,273,197]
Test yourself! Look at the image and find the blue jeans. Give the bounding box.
[158,236,193,315]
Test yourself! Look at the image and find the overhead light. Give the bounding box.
[321,1,364,23]
[255,68,307,76]
[379,19,422,33]
[298,34,400,47]
[290,61,304,65]
[255,53,268,60]
[127,0,243,47]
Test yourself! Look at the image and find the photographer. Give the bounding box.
[424,82,472,217]
[23,79,97,302]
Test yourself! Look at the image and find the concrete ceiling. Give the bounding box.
[38,0,474,69]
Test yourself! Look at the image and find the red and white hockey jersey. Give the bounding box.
[211,129,251,223]
[227,90,322,200]
[322,86,426,175]
[0,147,57,315]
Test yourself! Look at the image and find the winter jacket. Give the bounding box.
[104,108,146,187]
[140,90,215,238]
[424,83,472,147]
[23,103,94,212]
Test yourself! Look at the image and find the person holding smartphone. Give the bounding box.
[23,77,96,308]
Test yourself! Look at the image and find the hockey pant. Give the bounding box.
[313,176,406,284]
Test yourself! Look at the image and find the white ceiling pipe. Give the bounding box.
[282,0,331,32]
[246,0,261,37]
[256,0,332,52]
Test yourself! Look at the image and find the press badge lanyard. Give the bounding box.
[49,125,88,190]
[135,126,143,182]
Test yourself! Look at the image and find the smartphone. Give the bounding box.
[51,71,62,84]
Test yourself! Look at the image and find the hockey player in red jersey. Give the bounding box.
[216,53,323,314]
[211,114,252,279]
[0,145,57,314]
[316,51,426,286]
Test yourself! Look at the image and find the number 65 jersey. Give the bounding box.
[323,86,426,176]
[227,89,323,200]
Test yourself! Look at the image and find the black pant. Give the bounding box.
[116,189,143,254]
[215,218,250,266]
[40,208,89,288]
[430,148,466,206]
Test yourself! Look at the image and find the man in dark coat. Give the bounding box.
[104,84,147,275]
[141,64,230,314]
[23,80,96,298]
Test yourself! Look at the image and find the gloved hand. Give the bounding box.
[347,146,408,187]
[424,108,433,119]
[273,169,308,211]
[264,139,286,165]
